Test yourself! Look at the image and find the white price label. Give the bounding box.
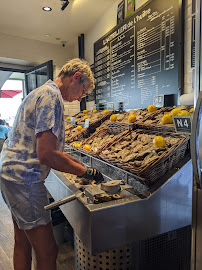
[84,118,90,128]
[70,117,75,124]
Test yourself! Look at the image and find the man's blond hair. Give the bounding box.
[58,58,95,90]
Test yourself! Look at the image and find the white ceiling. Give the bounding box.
[0,0,114,47]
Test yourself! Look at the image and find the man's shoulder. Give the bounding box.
[26,81,59,99]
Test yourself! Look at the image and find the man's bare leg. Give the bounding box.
[25,221,58,270]
[12,217,32,270]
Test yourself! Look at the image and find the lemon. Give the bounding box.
[84,144,91,151]
[104,110,110,114]
[75,143,81,148]
[178,110,190,116]
[148,105,157,112]
[77,125,82,131]
[189,108,194,113]
[153,136,166,147]
[83,110,88,114]
[75,119,78,122]
[93,109,97,113]
[162,114,173,124]
[66,116,70,120]
[128,114,136,123]
[110,114,117,121]
[84,115,89,120]
[171,108,181,116]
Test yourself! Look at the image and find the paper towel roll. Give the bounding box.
[179,92,194,105]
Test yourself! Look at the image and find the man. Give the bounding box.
[0,119,8,152]
[0,58,103,270]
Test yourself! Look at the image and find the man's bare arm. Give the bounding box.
[36,130,85,177]
[64,152,84,166]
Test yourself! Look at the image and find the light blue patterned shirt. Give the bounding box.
[0,80,65,184]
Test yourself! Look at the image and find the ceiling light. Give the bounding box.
[61,0,69,11]
[42,7,52,11]
[45,34,51,37]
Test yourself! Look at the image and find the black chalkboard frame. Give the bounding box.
[94,0,185,111]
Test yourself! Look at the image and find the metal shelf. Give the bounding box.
[64,144,150,195]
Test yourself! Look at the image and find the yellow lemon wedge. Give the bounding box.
[153,136,166,147]
[83,110,88,114]
[178,110,190,116]
[162,114,173,124]
[66,116,70,120]
[171,108,181,116]
[128,114,136,123]
[110,114,117,121]
[104,110,110,114]
[189,108,194,113]
[75,119,78,122]
[84,144,91,151]
[84,115,89,120]
[75,143,81,148]
[148,105,157,112]
[93,109,97,113]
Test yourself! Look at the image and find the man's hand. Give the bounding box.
[81,167,104,184]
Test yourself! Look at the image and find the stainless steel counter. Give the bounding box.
[45,155,192,255]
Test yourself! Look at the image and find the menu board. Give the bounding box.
[191,1,196,68]
[94,0,182,110]
[87,64,96,102]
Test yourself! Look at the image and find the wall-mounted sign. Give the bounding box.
[173,116,192,134]
[191,14,196,68]
[126,0,135,17]
[191,0,196,68]
[87,64,96,102]
[117,0,125,24]
[94,0,182,110]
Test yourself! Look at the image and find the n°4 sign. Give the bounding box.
[172,116,192,134]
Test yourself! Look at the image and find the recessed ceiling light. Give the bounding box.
[42,7,52,11]
[45,34,51,37]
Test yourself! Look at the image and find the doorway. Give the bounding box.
[0,72,24,126]
[0,60,53,127]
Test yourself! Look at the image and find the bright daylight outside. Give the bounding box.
[0,79,23,127]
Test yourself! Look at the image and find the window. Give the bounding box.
[0,79,24,126]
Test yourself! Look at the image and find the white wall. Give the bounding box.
[0,32,76,77]
[0,32,81,116]
[85,0,121,65]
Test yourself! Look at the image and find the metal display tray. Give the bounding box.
[45,151,192,255]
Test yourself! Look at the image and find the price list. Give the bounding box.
[94,0,181,110]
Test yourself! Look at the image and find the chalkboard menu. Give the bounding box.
[94,0,182,110]
[87,64,96,102]
[191,1,196,68]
